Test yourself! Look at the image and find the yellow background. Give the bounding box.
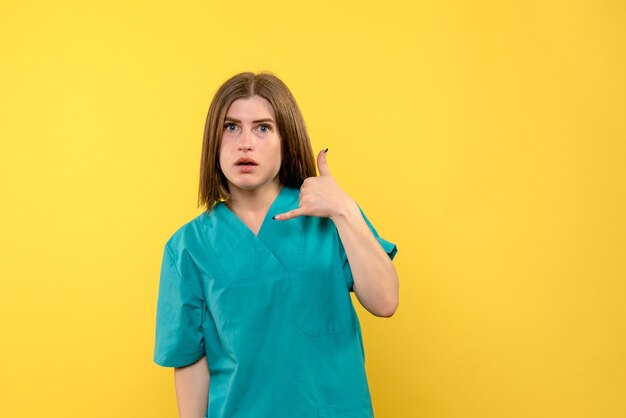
[1,1,625,417]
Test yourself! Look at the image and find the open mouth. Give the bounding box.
[235,158,258,166]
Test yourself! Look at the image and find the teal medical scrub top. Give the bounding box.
[154,186,397,418]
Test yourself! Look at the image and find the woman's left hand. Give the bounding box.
[273,149,358,221]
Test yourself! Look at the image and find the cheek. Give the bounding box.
[218,140,229,164]
[272,140,282,167]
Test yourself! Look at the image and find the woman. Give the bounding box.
[154,71,399,418]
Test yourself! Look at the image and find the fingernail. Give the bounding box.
[324,148,328,153]
[272,215,277,220]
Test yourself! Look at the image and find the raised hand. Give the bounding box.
[273,148,356,221]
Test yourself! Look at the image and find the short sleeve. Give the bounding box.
[153,243,206,367]
[339,205,398,292]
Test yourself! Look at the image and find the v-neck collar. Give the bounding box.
[200,186,304,279]
[216,185,289,238]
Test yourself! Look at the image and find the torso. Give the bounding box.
[163,186,374,417]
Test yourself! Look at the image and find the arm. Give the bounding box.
[174,356,210,418]
[273,148,399,317]
[332,201,399,317]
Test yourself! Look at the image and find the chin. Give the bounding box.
[226,176,280,193]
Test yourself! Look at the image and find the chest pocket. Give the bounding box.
[292,267,352,337]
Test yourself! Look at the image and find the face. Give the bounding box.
[219,95,282,194]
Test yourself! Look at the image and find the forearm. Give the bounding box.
[331,200,399,317]
[174,356,210,418]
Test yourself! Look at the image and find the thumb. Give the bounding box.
[317,148,331,176]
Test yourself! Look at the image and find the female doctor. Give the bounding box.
[154,71,399,418]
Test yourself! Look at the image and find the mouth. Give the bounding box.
[234,158,258,166]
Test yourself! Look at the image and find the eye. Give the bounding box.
[224,122,238,133]
[257,124,271,133]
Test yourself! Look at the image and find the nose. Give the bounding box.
[237,129,253,151]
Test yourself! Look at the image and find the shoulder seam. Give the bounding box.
[165,243,184,281]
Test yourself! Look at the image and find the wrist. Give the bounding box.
[329,198,360,222]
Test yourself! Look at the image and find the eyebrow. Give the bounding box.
[224,117,275,124]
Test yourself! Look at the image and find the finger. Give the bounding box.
[316,148,331,177]
[273,208,307,221]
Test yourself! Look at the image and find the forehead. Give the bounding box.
[225,95,276,120]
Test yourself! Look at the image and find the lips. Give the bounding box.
[234,157,258,166]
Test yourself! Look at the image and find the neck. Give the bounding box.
[226,180,283,214]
